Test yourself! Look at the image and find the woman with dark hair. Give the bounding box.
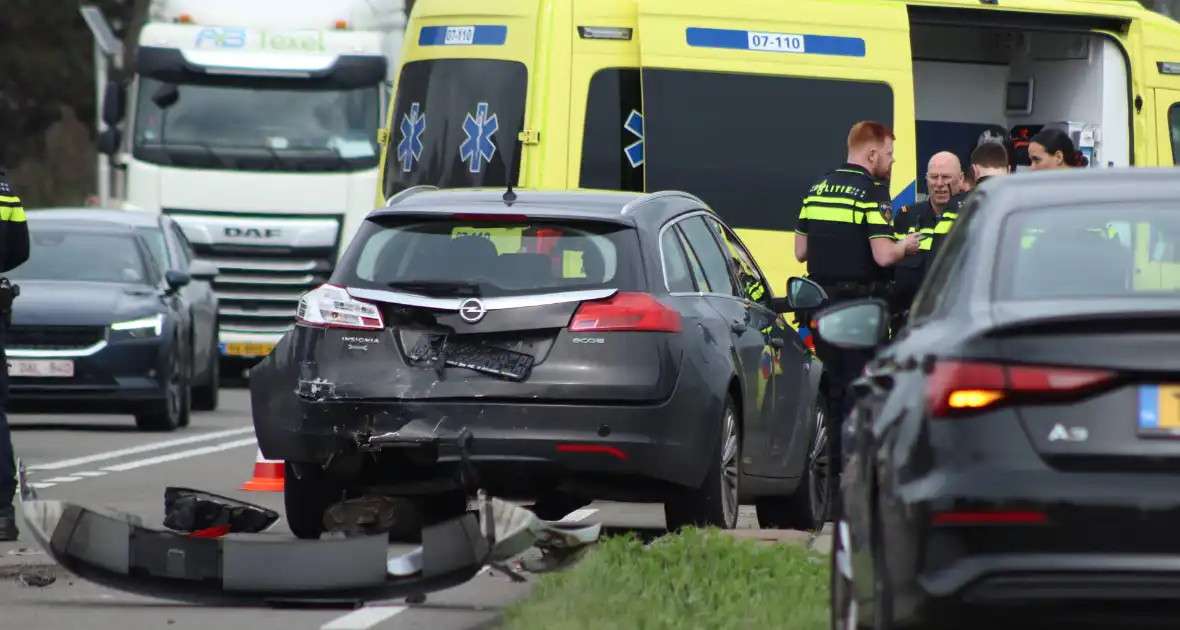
[1027,127,1089,170]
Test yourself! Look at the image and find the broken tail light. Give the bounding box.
[296,284,384,330]
[925,360,1117,418]
[569,292,682,333]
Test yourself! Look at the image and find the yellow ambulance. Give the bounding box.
[375,0,1180,335]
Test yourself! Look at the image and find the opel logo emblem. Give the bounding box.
[458,298,486,324]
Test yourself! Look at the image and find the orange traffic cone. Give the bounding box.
[240,448,285,492]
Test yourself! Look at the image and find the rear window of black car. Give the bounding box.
[995,205,1180,300]
[334,216,644,297]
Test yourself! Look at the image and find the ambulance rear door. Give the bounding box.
[635,0,917,293]
[380,0,540,201]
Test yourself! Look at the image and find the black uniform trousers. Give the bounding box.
[808,282,885,468]
[0,320,13,508]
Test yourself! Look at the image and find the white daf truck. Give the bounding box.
[91,0,406,370]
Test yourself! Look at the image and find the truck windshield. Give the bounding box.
[133,77,381,173]
[382,59,527,201]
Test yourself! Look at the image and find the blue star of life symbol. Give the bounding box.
[397,102,426,173]
[624,109,644,168]
[460,102,499,173]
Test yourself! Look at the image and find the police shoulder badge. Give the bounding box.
[878,201,894,223]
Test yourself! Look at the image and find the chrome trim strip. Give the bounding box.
[383,185,439,208]
[345,287,619,312]
[9,340,108,358]
[657,210,716,294]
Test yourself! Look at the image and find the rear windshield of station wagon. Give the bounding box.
[335,217,643,297]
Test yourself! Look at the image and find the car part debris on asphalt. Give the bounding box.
[162,487,280,537]
[14,458,601,606]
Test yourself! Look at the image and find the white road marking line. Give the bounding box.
[559,508,598,523]
[320,605,406,630]
[26,427,255,472]
[41,476,83,483]
[27,482,56,489]
[100,437,257,472]
[73,471,107,477]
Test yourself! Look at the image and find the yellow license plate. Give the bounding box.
[1138,384,1180,436]
[222,343,275,357]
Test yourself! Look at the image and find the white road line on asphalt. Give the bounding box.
[320,605,406,630]
[100,437,257,472]
[560,508,598,523]
[27,482,55,489]
[73,471,107,477]
[26,427,255,472]
[41,476,83,483]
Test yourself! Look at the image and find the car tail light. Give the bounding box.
[568,292,682,333]
[296,285,384,330]
[926,360,1117,417]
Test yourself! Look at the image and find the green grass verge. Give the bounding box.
[499,528,829,630]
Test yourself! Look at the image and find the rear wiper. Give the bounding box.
[386,281,481,297]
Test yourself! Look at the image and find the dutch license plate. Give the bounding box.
[409,338,534,381]
[222,343,275,358]
[8,359,74,378]
[1137,384,1180,437]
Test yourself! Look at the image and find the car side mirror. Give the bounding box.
[771,276,828,313]
[97,127,122,156]
[101,79,126,126]
[814,299,890,350]
[188,260,219,282]
[164,270,191,292]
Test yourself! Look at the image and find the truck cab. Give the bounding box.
[98,0,406,369]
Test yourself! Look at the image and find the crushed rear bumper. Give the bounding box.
[16,459,599,605]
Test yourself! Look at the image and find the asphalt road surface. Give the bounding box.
[0,386,761,630]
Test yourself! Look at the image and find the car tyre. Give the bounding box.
[871,501,895,630]
[284,462,344,540]
[135,342,191,431]
[756,393,832,530]
[830,510,862,630]
[191,324,220,412]
[664,394,741,531]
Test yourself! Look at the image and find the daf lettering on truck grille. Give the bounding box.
[224,227,282,239]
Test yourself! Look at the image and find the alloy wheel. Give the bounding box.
[831,519,857,630]
[166,353,183,421]
[808,404,831,524]
[720,406,740,527]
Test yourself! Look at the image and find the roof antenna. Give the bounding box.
[502,127,521,205]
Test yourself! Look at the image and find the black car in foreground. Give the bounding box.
[251,187,832,540]
[7,215,205,430]
[819,168,1180,629]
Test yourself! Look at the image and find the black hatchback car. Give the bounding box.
[8,215,212,431]
[251,188,831,539]
[819,168,1180,629]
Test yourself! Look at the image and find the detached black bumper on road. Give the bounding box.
[16,459,601,606]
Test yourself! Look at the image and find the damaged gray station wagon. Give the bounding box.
[250,187,832,540]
